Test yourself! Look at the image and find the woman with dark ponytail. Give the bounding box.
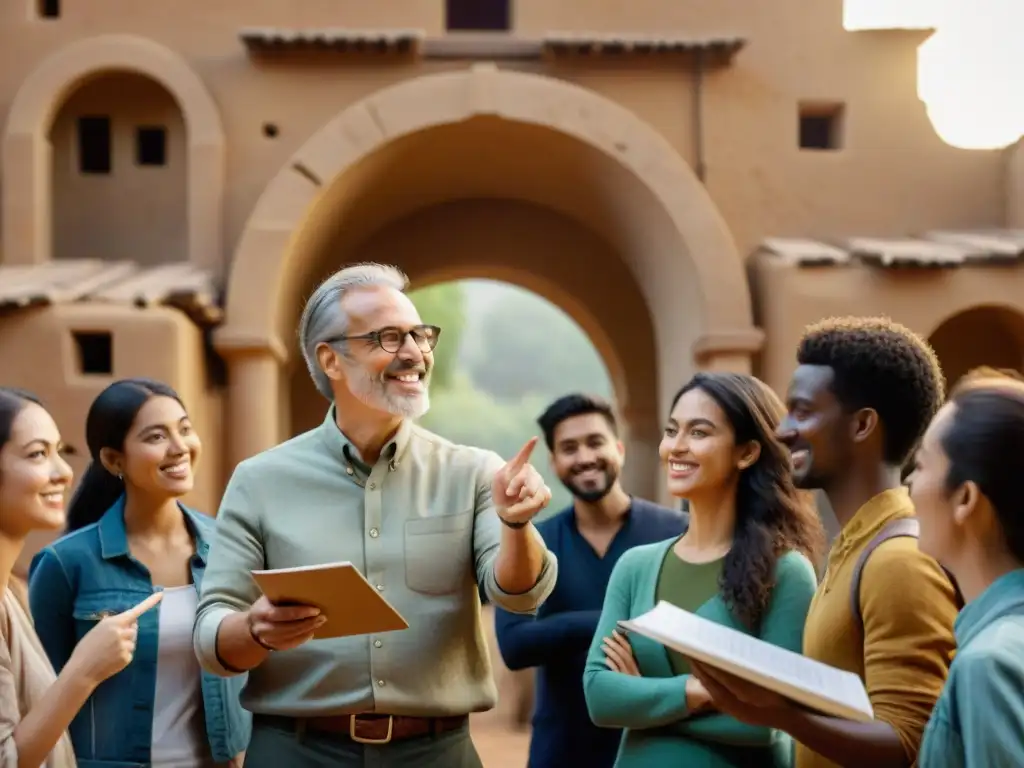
[28,379,250,767]
[908,370,1024,767]
[583,372,825,767]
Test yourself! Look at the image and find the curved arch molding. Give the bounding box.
[218,64,761,374]
[2,34,225,272]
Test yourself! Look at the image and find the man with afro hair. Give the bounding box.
[686,317,960,768]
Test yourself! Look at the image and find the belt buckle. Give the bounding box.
[349,714,393,745]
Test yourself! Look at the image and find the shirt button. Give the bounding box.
[369,528,379,538]
[376,584,384,591]
[369,482,376,490]
[345,466,354,476]
[377,679,386,687]
[374,639,383,648]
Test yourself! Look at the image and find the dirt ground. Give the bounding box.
[470,714,530,768]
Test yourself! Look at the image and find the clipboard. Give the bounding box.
[251,561,409,640]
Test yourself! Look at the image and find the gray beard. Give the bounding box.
[346,365,431,419]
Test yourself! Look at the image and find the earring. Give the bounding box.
[117,473,123,481]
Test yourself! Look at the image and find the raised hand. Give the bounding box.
[68,591,164,686]
[492,437,553,526]
[246,594,325,652]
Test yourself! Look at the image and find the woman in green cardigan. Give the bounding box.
[583,372,824,767]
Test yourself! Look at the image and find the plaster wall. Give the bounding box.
[1009,140,1024,228]
[0,0,1007,278]
[751,257,1024,397]
[0,304,222,577]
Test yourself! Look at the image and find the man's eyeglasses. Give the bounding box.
[327,324,441,354]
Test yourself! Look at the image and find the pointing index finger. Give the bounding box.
[506,437,538,472]
[119,591,164,622]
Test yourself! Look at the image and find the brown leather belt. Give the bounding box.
[261,713,468,745]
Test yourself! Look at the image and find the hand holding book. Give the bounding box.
[687,659,794,728]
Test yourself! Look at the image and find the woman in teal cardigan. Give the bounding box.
[583,372,823,767]
[908,376,1024,767]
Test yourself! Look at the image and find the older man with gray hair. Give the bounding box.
[194,263,558,767]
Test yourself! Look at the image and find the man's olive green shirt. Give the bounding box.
[194,407,558,718]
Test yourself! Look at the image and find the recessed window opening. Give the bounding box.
[799,102,845,150]
[77,116,112,174]
[446,0,511,31]
[37,0,60,19]
[72,331,113,375]
[136,126,167,166]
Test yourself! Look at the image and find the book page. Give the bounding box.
[621,601,873,722]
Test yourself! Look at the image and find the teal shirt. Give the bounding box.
[583,538,817,767]
[919,569,1024,768]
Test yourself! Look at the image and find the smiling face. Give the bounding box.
[0,402,74,538]
[324,285,434,419]
[778,364,854,490]
[102,395,200,501]
[550,412,624,503]
[659,388,755,501]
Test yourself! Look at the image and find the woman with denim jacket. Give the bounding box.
[1,388,160,768]
[28,379,251,768]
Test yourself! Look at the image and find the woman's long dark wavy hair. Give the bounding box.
[672,372,825,630]
[65,378,183,533]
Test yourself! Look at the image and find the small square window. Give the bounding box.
[799,103,845,151]
[72,332,113,375]
[446,0,510,31]
[77,116,111,174]
[37,0,59,18]
[136,126,167,166]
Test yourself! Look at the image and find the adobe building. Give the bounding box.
[2,0,1024,557]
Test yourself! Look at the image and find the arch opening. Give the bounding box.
[283,195,660,499]
[50,72,187,265]
[929,304,1024,387]
[221,68,760,503]
[2,35,225,272]
[292,276,616,514]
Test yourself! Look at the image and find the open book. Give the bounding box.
[619,601,874,723]
[251,561,409,640]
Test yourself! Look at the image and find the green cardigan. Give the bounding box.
[583,538,818,767]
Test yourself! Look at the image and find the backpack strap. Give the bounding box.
[849,517,964,636]
[849,518,922,636]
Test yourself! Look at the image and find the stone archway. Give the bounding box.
[2,35,225,272]
[929,304,1024,387]
[216,64,762,476]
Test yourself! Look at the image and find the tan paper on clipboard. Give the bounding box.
[619,600,874,723]
[251,561,409,640]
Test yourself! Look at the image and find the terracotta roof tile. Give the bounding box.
[0,260,221,326]
[239,27,422,54]
[756,229,1024,268]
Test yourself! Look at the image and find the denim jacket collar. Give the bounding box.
[98,495,211,563]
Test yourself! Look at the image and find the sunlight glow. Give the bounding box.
[846,0,1024,150]
[843,0,936,31]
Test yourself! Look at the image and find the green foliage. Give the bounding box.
[412,279,614,520]
[409,282,466,391]
[461,287,613,402]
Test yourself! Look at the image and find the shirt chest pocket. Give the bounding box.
[404,510,474,595]
[72,592,145,639]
